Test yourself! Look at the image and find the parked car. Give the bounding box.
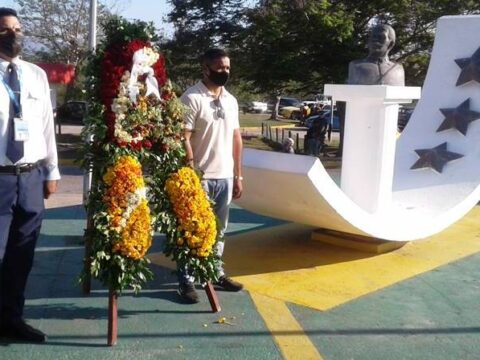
[279,106,302,120]
[305,110,340,132]
[243,101,268,113]
[56,101,88,125]
[277,97,302,119]
[279,97,302,108]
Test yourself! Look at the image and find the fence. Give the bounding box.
[261,122,304,153]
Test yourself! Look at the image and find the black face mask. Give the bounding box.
[0,31,23,58]
[208,67,229,86]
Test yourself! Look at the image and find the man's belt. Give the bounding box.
[0,161,42,175]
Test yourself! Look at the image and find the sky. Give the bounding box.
[113,0,174,37]
[3,0,174,37]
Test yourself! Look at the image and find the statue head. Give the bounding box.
[367,24,396,59]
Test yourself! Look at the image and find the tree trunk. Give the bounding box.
[270,95,280,120]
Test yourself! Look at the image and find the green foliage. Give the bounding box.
[237,0,355,95]
[102,16,158,45]
[165,0,480,96]
[162,0,247,90]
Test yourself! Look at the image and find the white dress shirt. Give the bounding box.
[0,57,60,180]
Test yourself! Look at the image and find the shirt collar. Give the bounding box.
[197,80,228,98]
[0,59,9,76]
[0,57,20,76]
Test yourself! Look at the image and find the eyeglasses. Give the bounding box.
[213,99,225,120]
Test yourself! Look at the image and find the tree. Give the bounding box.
[239,0,480,95]
[163,0,248,91]
[15,0,117,66]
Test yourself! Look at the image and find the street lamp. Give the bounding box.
[84,0,97,204]
[88,0,97,52]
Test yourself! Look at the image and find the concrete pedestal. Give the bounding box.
[324,85,421,213]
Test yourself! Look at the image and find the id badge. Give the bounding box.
[14,118,29,141]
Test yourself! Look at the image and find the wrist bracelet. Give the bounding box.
[234,176,243,181]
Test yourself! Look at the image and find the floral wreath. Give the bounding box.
[82,17,221,292]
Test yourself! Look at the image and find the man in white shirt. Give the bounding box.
[0,8,59,343]
[179,48,243,303]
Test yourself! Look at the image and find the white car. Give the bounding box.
[248,101,268,113]
[243,101,268,114]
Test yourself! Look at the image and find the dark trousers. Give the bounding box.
[0,167,45,323]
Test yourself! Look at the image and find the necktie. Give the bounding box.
[6,63,24,164]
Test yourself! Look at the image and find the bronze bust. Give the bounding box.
[348,24,405,86]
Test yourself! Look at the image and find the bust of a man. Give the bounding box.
[348,24,405,86]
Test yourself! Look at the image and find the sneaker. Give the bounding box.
[216,276,243,292]
[178,283,199,304]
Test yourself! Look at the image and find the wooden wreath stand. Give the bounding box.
[83,224,221,346]
[205,282,222,313]
[104,283,220,346]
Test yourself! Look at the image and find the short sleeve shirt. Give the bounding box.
[181,81,239,179]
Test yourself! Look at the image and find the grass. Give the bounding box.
[239,112,297,128]
[242,136,279,151]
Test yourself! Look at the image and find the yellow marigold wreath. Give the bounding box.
[165,167,217,257]
[103,155,152,260]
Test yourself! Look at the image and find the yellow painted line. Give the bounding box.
[225,207,480,311]
[148,243,324,359]
[149,207,480,311]
[250,292,323,360]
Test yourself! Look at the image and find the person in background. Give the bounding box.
[306,116,329,156]
[179,48,244,303]
[282,137,295,154]
[0,7,60,343]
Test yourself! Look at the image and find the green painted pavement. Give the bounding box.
[289,252,480,360]
[1,203,284,360]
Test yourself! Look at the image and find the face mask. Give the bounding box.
[0,31,23,58]
[208,67,229,86]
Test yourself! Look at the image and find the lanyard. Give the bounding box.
[1,78,21,115]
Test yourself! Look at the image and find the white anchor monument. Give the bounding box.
[236,16,480,249]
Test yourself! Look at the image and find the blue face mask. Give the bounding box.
[208,67,229,86]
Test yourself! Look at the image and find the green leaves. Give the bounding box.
[164,0,480,98]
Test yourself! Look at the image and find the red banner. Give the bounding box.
[36,63,76,85]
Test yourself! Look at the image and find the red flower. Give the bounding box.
[142,139,152,149]
[98,39,169,145]
[161,89,173,101]
[152,55,167,87]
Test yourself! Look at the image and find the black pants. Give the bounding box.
[0,167,45,323]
